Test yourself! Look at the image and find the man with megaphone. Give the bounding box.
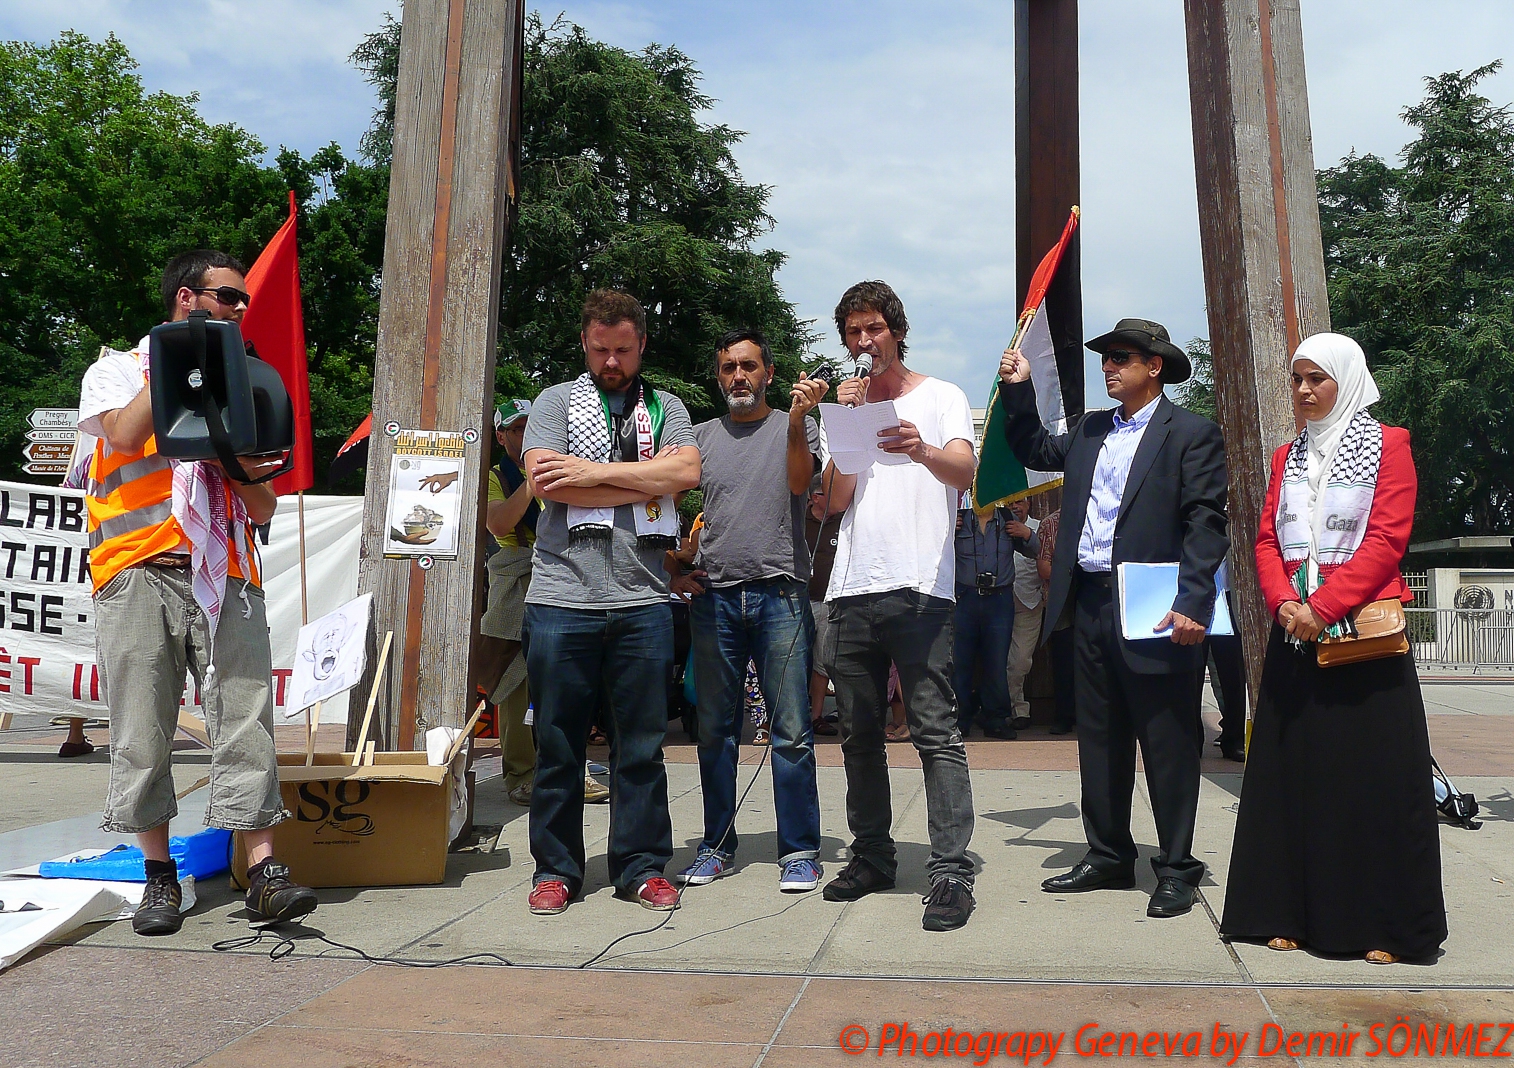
[77,249,316,937]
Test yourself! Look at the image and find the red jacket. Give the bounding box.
[1255,424,1416,626]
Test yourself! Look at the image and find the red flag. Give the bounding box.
[242,190,313,494]
[1019,205,1080,319]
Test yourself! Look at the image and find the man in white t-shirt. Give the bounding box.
[815,280,979,931]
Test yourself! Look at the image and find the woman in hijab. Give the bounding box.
[1220,333,1446,965]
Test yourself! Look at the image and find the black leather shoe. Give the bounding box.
[1049,722,1075,735]
[1147,876,1197,918]
[1041,861,1136,893]
[1220,742,1246,763]
[982,720,1018,740]
[822,856,895,902]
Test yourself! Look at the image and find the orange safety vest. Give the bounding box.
[86,434,258,592]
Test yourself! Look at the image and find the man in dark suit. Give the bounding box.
[999,318,1228,919]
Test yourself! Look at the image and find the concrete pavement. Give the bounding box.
[0,683,1510,1067]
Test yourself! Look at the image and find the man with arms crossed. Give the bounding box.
[817,280,979,931]
[521,289,701,916]
[80,250,317,935]
[671,330,829,892]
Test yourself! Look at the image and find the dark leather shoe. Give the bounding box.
[822,856,895,901]
[1041,861,1135,893]
[1220,742,1246,763]
[1147,876,1197,918]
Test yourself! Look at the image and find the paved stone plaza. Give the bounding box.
[1,680,1510,1067]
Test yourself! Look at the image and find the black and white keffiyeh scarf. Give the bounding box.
[565,372,679,548]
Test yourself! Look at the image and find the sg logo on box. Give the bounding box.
[295,781,377,838]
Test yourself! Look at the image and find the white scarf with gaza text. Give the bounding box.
[1276,408,1381,570]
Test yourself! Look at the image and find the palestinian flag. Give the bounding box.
[972,206,1083,512]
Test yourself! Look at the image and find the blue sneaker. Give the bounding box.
[676,848,732,886]
[779,858,823,893]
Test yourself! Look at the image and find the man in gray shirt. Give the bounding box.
[520,289,701,918]
[668,330,828,893]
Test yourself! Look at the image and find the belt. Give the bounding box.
[1076,567,1112,588]
[142,553,192,569]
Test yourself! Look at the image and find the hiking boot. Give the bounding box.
[676,847,733,886]
[822,856,894,902]
[245,862,318,924]
[529,879,572,915]
[779,858,823,893]
[921,878,975,932]
[132,872,183,936]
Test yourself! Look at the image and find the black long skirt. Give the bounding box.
[1220,625,1447,960]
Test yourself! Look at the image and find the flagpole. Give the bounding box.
[297,491,309,625]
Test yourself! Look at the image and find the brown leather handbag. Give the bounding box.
[1315,598,1410,667]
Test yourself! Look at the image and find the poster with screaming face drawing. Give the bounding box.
[283,593,372,717]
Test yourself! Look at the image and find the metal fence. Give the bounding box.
[1407,607,1514,672]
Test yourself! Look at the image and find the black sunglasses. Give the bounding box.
[1102,349,1146,366]
[190,285,251,308]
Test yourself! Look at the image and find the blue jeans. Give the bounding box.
[952,585,1016,731]
[690,578,820,863]
[523,602,673,895]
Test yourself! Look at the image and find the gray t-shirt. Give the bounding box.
[694,410,821,587]
[522,379,697,609]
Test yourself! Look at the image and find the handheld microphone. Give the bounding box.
[855,351,874,379]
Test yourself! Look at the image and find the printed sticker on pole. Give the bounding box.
[382,428,467,558]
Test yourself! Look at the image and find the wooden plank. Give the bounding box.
[352,0,523,750]
[1184,0,1329,702]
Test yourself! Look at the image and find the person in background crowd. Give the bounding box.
[520,289,700,917]
[1222,333,1446,965]
[1004,498,1043,731]
[1204,585,1247,762]
[670,329,827,893]
[78,249,317,935]
[806,479,843,737]
[817,280,979,932]
[1000,317,1228,921]
[952,499,1037,739]
[1036,509,1076,735]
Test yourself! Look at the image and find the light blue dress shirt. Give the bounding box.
[1077,394,1162,572]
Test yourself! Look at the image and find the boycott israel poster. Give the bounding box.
[0,481,362,725]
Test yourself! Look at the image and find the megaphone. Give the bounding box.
[149,310,295,484]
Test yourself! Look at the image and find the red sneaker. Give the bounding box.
[635,876,680,911]
[528,879,571,915]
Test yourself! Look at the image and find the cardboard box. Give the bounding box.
[231,752,451,889]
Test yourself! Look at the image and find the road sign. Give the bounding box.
[28,408,79,430]
[23,462,68,477]
[25,428,77,444]
[24,442,74,463]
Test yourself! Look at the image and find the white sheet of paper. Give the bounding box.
[818,402,913,474]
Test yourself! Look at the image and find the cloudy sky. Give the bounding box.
[4,0,1512,408]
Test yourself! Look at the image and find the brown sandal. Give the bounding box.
[1365,950,1399,965]
[885,723,911,743]
[1267,937,1301,951]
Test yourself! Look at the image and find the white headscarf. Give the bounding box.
[1291,332,1380,525]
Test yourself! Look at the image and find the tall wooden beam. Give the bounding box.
[1185,0,1329,700]
[1016,0,1084,424]
[351,0,523,750]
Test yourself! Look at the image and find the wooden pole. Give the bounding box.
[351,0,524,751]
[1015,0,1084,424]
[1184,0,1331,703]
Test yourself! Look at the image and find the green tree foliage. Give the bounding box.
[0,32,287,479]
[1318,63,1514,537]
[359,13,815,418]
[1177,337,1216,422]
